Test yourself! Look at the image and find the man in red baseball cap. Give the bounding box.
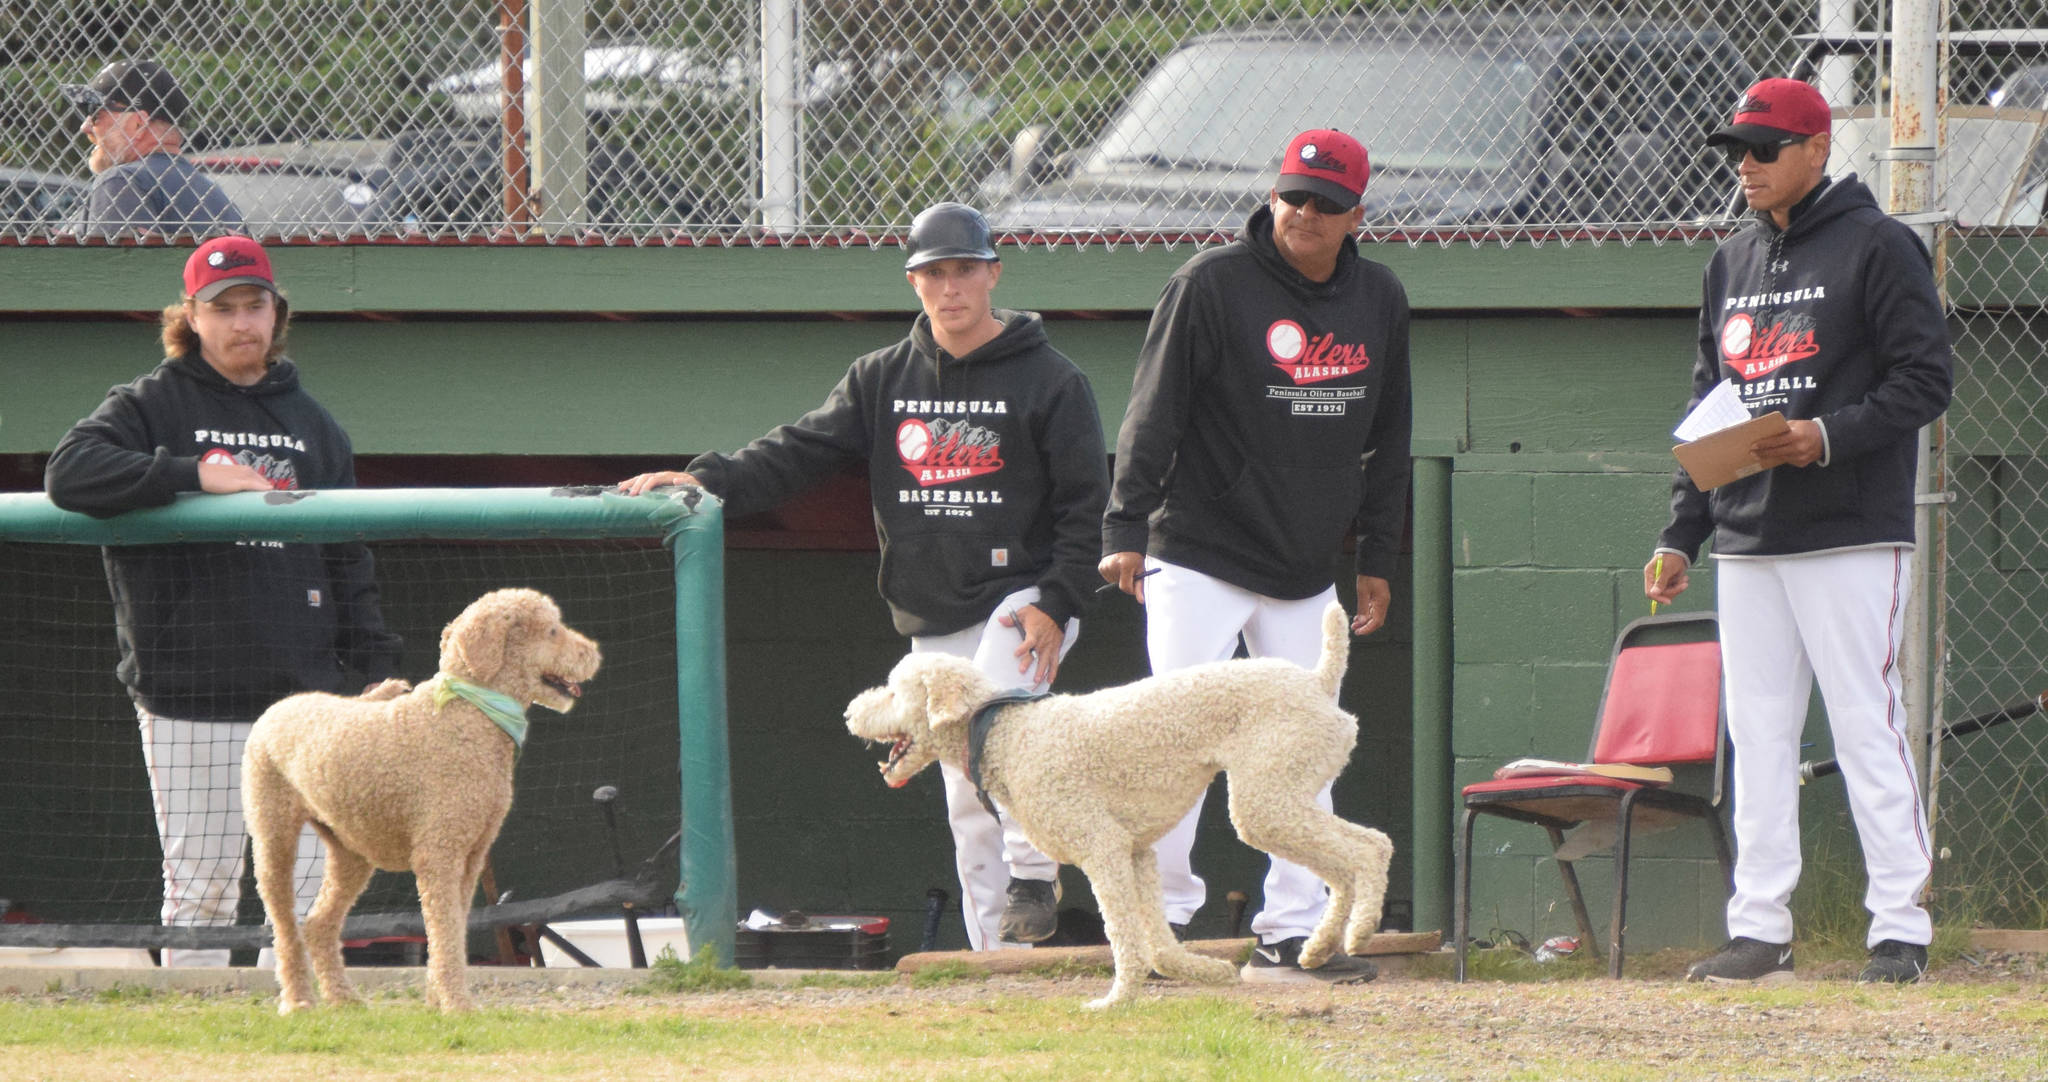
[46,235,402,968]
[1100,126,1408,984]
[1703,77,1834,230]
[1647,77,1951,986]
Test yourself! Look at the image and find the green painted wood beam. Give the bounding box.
[0,238,1716,314]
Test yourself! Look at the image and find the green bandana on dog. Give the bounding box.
[431,674,529,751]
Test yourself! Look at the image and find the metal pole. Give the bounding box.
[759,0,802,232]
[1409,456,1454,933]
[529,0,589,233]
[498,0,533,230]
[1817,0,1858,109]
[1886,0,1943,798]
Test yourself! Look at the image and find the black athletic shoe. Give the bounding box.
[1684,936,1795,984]
[996,877,1059,943]
[1240,936,1378,985]
[1858,940,1928,984]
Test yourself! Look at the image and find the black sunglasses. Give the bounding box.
[1721,135,1809,166]
[1276,189,1350,216]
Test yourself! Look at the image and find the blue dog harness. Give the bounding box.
[966,689,1050,818]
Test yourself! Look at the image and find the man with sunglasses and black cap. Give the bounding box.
[1644,78,1951,985]
[1099,128,1410,985]
[59,59,243,239]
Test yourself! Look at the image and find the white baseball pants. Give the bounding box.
[1140,559,1342,944]
[138,709,324,967]
[1716,547,1933,948]
[910,585,1076,951]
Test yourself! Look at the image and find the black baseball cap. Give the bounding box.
[60,60,190,126]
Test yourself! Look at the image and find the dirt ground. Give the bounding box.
[499,947,2048,1081]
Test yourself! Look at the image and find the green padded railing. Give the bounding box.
[0,485,736,965]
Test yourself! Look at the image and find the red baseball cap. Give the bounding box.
[1708,78,1831,147]
[184,236,277,301]
[1276,129,1370,209]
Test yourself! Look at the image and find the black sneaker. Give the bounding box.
[1858,940,1928,984]
[1240,936,1378,985]
[1684,937,1795,984]
[996,877,1059,943]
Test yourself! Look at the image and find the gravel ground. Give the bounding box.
[11,949,2046,1081]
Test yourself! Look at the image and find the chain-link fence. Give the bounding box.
[1931,1,2048,931]
[0,0,1937,247]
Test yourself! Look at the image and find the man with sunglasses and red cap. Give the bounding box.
[1644,78,1951,984]
[1099,128,1410,984]
[47,236,401,966]
[58,59,243,239]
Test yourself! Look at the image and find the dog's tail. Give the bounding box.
[1313,601,1351,698]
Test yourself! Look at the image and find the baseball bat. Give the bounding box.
[921,887,948,952]
[592,785,647,968]
[1799,690,2047,782]
[1225,890,1249,938]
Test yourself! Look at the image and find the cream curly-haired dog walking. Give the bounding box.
[243,588,600,1013]
[846,601,1392,1007]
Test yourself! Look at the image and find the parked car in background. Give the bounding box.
[986,15,1754,235]
[192,124,710,236]
[1,165,86,230]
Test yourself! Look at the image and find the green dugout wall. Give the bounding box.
[0,238,1935,953]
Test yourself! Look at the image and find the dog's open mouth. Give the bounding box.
[542,674,583,699]
[878,736,913,786]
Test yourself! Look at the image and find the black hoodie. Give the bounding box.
[1658,175,1952,562]
[1103,205,1413,598]
[686,309,1109,637]
[45,355,402,720]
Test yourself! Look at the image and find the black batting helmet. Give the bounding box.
[904,202,998,270]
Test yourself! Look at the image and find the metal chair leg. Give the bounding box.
[1609,791,1641,978]
[1455,807,1478,982]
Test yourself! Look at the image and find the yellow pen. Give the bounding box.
[1651,554,1663,615]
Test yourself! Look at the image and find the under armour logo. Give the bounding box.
[1768,259,1790,274]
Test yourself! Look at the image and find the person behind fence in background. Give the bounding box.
[1098,128,1409,985]
[58,58,244,240]
[1644,78,1953,985]
[619,202,1109,952]
[45,235,402,966]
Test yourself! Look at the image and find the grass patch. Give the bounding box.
[629,943,752,994]
[789,971,899,990]
[907,960,992,987]
[0,989,1352,1081]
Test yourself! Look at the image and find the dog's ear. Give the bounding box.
[919,657,984,730]
[440,594,517,682]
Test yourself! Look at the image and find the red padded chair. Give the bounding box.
[1454,611,1732,979]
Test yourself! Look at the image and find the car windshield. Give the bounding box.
[1089,37,1541,175]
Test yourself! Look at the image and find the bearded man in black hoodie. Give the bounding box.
[46,235,403,966]
[1099,129,1410,985]
[620,202,1109,952]
[1645,79,1952,985]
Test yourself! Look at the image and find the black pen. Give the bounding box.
[1095,567,1161,594]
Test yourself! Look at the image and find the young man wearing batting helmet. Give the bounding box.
[1646,78,1952,984]
[621,202,1109,951]
[1099,128,1411,984]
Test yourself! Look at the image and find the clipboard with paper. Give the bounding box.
[1670,380,1790,491]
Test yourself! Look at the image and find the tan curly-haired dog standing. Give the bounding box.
[845,601,1392,1008]
[243,588,600,1013]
